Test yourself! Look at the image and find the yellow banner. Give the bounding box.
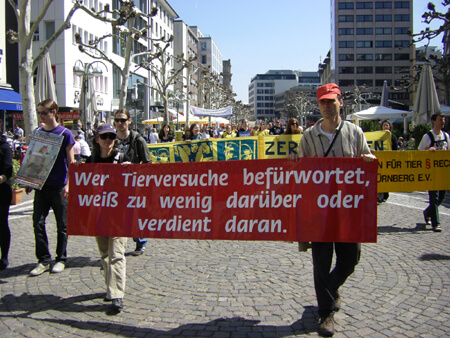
[374,150,450,193]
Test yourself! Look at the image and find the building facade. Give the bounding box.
[331,0,414,108]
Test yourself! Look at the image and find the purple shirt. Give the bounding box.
[39,125,75,187]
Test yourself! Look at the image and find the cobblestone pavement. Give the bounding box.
[0,191,449,337]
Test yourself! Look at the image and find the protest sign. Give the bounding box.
[67,158,378,243]
[14,129,64,189]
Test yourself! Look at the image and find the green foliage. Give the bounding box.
[392,129,403,139]
[360,120,376,132]
[11,159,21,190]
[412,124,431,149]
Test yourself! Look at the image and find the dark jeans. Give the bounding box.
[0,204,11,260]
[311,242,361,318]
[32,186,68,264]
[424,190,446,227]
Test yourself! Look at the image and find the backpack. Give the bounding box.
[427,131,449,150]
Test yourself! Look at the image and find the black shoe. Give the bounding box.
[112,298,123,312]
[0,259,8,271]
[131,247,145,256]
[319,315,335,337]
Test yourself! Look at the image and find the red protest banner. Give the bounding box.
[67,158,378,243]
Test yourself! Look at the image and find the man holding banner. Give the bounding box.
[418,112,448,233]
[290,83,376,337]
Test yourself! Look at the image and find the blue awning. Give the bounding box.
[0,89,23,111]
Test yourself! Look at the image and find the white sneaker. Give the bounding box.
[30,263,50,276]
[51,261,65,273]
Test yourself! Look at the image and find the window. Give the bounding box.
[375,53,392,60]
[356,41,373,48]
[394,1,409,8]
[356,2,373,9]
[32,22,39,41]
[357,67,373,74]
[201,55,206,64]
[339,28,354,35]
[375,2,392,9]
[376,66,392,73]
[395,27,409,34]
[357,79,373,86]
[376,79,391,86]
[395,14,410,21]
[376,28,392,35]
[394,53,409,60]
[391,92,409,100]
[357,54,373,61]
[339,67,354,74]
[375,40,392,47]
[339,41,354,48]
[339,54,354,61]
[356,28,373,35]
[395,66,410,73]
[338,2,354,9]
[357,15,373,22]
[338,15,354,22]
[201,42,207,51]
[376,15,392,21]
[72,25,77,44]
[339,79,354,86]
[394,40,410,47]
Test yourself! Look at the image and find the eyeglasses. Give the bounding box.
[292,122,298,126]
[38,110,50,116]
[114,118,128,123]
[99,133,117,140]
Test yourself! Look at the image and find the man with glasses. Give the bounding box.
[29,99,75,276]
[270,119,284,135]
[114,108,151,256]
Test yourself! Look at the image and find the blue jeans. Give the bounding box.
[133,238,147,250]
[32,186,68,264]
[424,190,446,227]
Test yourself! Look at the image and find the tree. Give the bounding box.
[74,1,166,111]
[6,0,87,141]
[282,92,315,126]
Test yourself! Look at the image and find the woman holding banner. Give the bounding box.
[91,123,130,314]
[158,123,174,143]
[378,120,398,203]
[284,118,302,135]
[189,123,201,140]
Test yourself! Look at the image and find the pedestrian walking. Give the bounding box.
[289,83,376,336]
[114,108,151,256]
[0,132,13,270]
[418,112,448,232]
[29,99,75,276]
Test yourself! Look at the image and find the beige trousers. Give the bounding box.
[96,237,127,299]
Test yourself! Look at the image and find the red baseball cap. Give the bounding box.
[317,83,341,101]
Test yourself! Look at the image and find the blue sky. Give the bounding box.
[169,0,446,103]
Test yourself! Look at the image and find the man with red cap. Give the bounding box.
[289,83,376,336]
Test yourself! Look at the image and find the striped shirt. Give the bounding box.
[299,119,371,158]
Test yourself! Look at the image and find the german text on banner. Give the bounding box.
[67,158,378,243]
[375,150,450,193]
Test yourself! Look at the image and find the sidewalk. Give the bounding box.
[0,191,449,337]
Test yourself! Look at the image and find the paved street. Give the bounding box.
[0,190,449,337]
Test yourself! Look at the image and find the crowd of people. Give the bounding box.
[0,85,447,334]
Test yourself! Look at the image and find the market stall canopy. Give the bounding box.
[413,63,440,125]
[174,116,209,124]
[142,117,165,124]
[437,104,450,115]
[347,106,412,120]
[211,117,230,126]
[0,89,22,111]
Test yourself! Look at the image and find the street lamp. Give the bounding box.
[73,60,107,133]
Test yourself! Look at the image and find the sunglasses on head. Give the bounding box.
[114,118,128,123]
[99,133,117,140]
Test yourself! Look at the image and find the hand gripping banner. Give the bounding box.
[67,158,378,243]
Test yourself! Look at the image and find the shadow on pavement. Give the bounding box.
[377,222,431,233]
[419,253,450,261]
[0,309,320,337]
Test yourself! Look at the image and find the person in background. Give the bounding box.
[378,120,398,203]
[73,135,82,161]
[236,119,252,137]
[397,136,405,150]
[270,119,284,135]
[149,128,159,144]
[289,83,376,337]
[199,125,210,139]
[189,123,201,140]
[158,123,174,143]
[222,125,236,138]
[114,108,151,256]
[255,122,269,136]
[90,123,131,314]
[418,112,448,232]
[0,132,13,270]
[75,134,91,162]
[284,118,302,135]
[29,99,75,276]
[14,124,24,140]
[182,127,192,141]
